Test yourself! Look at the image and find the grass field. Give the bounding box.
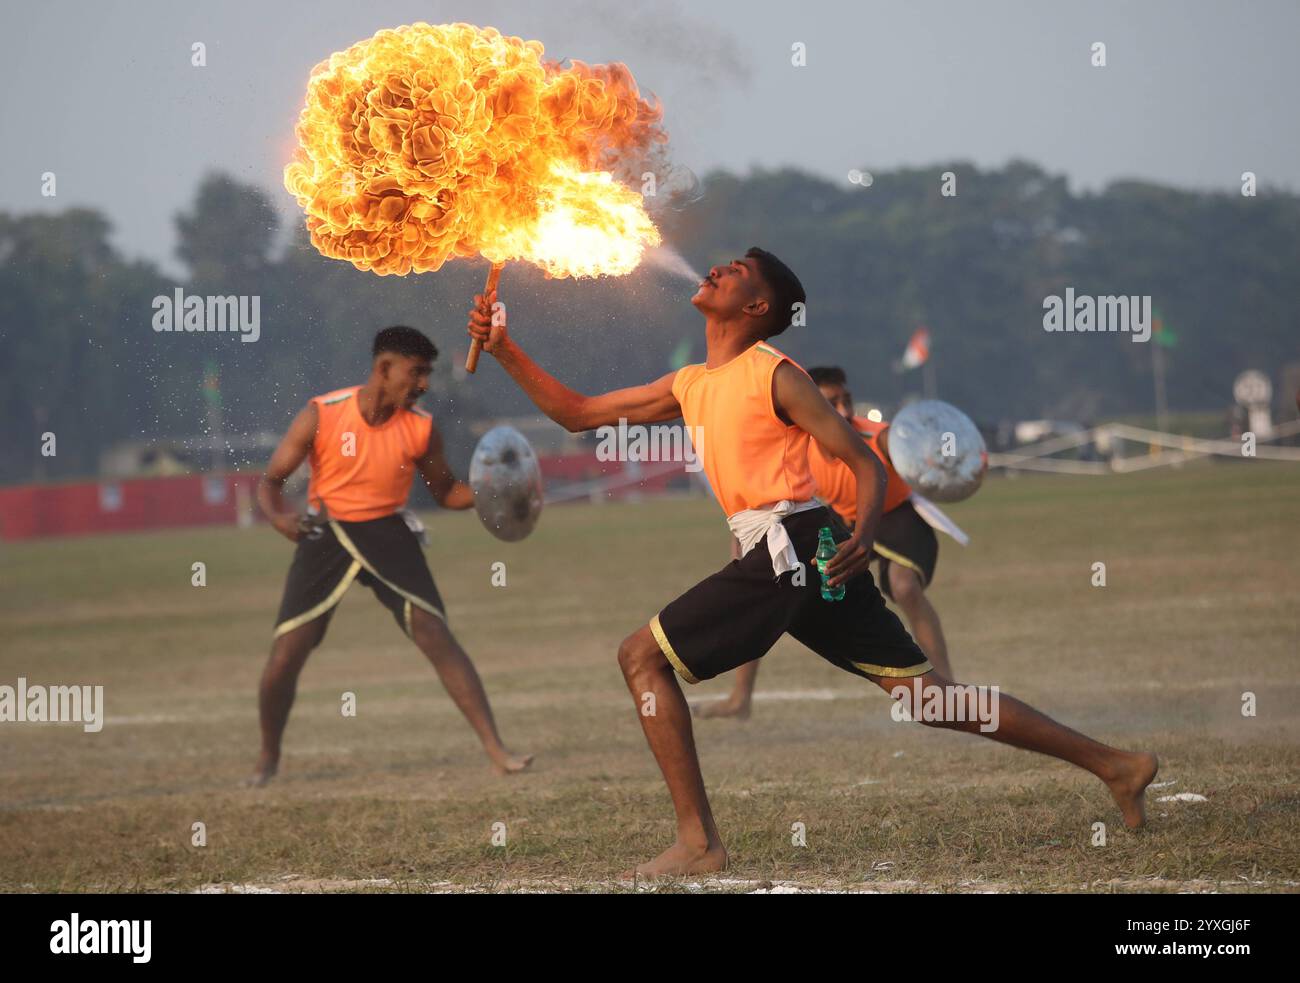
[1,461,1297,893]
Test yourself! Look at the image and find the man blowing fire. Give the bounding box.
[467,247,1158,878]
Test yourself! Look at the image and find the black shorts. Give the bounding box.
[274,513,446,641]
[870,500,939,599]
[651,507,930,684]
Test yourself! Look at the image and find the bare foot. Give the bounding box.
[621,839,729,881]
[244,754,278,788]
[694,699,751,721]
[490,750,535,776]
[1106,751,1159,828]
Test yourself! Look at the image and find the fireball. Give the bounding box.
[283,22,666,279]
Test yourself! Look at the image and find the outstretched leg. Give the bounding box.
[248,616,328,786]
[887,564,952,678]
[619,625,728,878]
[876,671,1158,827]
[408,607,533,775]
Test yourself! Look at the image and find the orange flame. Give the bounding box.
[284,23,666,278]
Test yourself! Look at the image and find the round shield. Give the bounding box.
[469,425,544,542]
[887,400,987,503]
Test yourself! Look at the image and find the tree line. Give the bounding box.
[2,161,1296,483]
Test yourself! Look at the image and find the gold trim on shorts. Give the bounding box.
[273,559,362,638]
[331,520,446,623]
[650,614,699,684]
[872,542,928,585]
[850,658,933,678]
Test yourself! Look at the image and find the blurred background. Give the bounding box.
[1,0,1297,535]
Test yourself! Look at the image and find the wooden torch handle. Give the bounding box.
[465,262,505,374]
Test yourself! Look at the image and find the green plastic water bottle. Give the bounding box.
[815,527,845,601]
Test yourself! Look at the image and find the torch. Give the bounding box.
[465,261,504,374]
[283,23,667,377]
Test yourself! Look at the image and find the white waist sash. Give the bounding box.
[726,499,825,579]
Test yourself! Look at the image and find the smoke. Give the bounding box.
[643,245,702,283]
[571,1,752,88]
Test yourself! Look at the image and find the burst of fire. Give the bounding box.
[284,22,666,279]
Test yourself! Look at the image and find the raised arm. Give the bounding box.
[466,290,681,432]
[772,362,886,586]
[416,421,475,510]
[258,402,317,542]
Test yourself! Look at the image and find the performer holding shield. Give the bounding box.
[698,366,954,721]
[468,249,1157,878]
[249,326,533,786]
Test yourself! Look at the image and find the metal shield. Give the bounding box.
[469,425,544,542]
[888,400,988,503]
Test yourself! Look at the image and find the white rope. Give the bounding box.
[989,419,1300,475]
[1105,423,1300,460]
[986,454,1111,474]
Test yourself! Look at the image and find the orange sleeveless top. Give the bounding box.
[306,386,433,522]
[808,416,912,525]
[672,341,815,516]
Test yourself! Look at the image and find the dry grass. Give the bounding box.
[1,461,1297,893]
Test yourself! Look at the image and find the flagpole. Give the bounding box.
[1152,314,1169,436]
[203,360,225,476]
[1153,343,1169,434]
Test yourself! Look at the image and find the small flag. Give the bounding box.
[895,326,930,372]
[1152,312,1177,349]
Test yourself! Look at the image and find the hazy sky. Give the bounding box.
[2,0,1297,272]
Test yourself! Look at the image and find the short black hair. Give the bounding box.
[745,247,806,338]
[373,325,437,362]
[808,366,847,388]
